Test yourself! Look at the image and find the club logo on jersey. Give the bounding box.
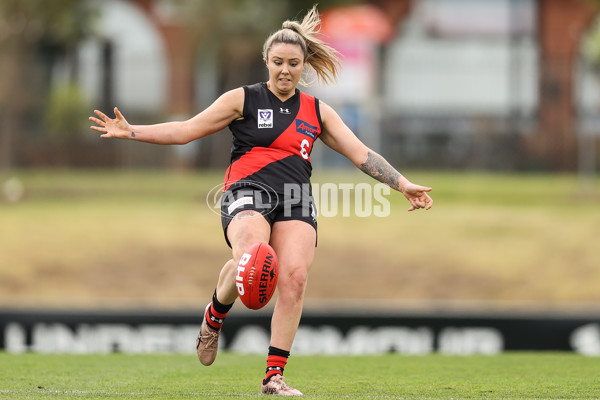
[258,109,273,129]
[295,119,319,139]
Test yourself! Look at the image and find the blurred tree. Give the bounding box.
[164,0,359,93]
[154,0,358,168]
[583,5,600,70]
[44,83,89,143]
[580,0,600,179]
[0,0,94,169]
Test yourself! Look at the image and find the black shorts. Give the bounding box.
[220,182,317,248]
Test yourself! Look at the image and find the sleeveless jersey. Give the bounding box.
[224,82,322,194]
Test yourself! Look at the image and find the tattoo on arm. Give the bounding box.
[359,151,403,191]
[130,132,136,138]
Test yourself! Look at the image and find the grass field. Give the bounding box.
[1,170,599,398]
[0,169,599,310]
[1,352,599,399]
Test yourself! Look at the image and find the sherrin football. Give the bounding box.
[235,242,279,310]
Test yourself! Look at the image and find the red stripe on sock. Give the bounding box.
[205,304,228,330]
[210,304,228,320]
[264,354,288,382]
[205,309,218,329]
[267,355,288,369]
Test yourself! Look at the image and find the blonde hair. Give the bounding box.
[262,5,341,86]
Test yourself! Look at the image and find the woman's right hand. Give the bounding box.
[89,107,132,139]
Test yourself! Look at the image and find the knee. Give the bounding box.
[278,267,309,301]
[220,242,256,284]
[231,239,265,265]
[230,226,270,262]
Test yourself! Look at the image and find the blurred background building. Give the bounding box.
[1,0,600,173]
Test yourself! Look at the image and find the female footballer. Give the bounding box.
[90,5,433,396]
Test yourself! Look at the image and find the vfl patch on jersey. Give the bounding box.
[296,119,319,140]
[258,109,273,129]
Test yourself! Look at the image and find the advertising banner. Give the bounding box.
[1,309,599,356]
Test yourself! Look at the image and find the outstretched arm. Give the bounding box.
[89,88,244,145]
[319,101,433,211]
[358,150,432,211]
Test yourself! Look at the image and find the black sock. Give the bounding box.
[205,290,234,331]
[268,346,290,358]
[212,290,234,314]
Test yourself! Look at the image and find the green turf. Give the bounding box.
[1,352,599,399]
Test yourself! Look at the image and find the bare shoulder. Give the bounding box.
[208,87,245,120]
[318,99,346,135]
[221,87,245,100]
[221,87,245,110]
[186,87,246,135]
[318,100,337,122]
[319,100,344,135]
[317,98,366,162]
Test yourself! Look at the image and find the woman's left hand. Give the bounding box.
[401,183,433,211]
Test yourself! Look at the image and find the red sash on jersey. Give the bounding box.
[223,92,321,191]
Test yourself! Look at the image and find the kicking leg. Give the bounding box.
[197,211,271,365]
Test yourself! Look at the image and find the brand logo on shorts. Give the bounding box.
[227,196,253,214]
[296,119,319,139]
[205,180,280,220]
[258,109,273,129]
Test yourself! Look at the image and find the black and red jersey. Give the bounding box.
[224,82,322,194]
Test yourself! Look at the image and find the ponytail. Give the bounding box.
[262,5,341,86]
